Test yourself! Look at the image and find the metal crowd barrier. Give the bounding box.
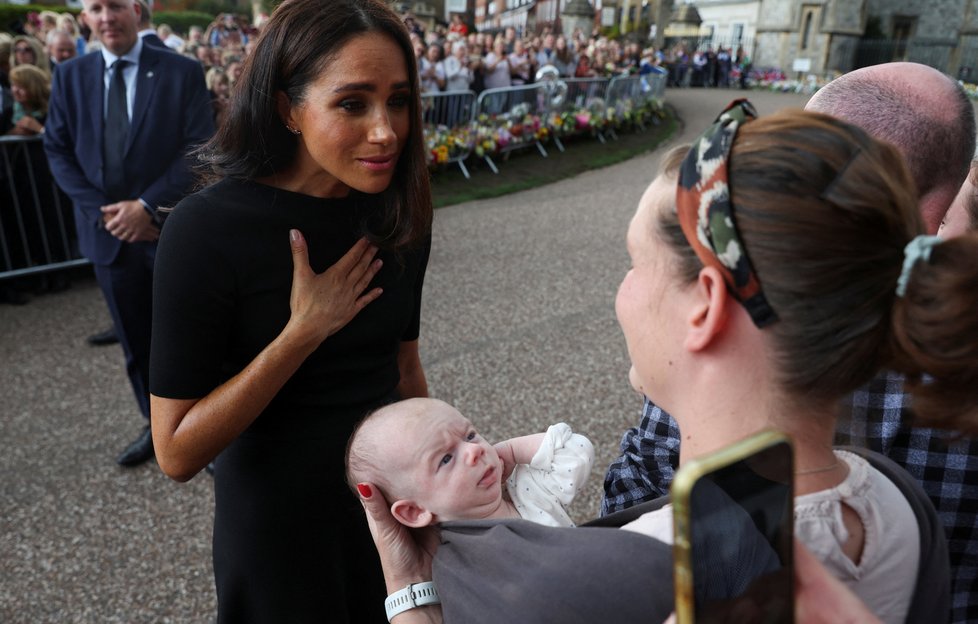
[0,135,86,281]
[475,83,552,174]
[558,77,614,143]
[644,71,667,100]
[421,89,478,179]
[562,77,611,110]
[606,74,666,133]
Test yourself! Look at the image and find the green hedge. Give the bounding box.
[0,4,80,35]
[154,10,217,37]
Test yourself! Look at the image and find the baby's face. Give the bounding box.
[399,402,505,523]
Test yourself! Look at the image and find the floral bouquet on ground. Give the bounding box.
[472,103,547,158]
[612,98,667,130]
[424,122,476,169]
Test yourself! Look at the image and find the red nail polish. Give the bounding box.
[357,483,372,498]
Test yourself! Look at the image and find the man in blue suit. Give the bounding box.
[44,0,214,467]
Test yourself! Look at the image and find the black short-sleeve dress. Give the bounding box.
[151,178,430,623]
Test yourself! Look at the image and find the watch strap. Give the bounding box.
[384,581,440,622]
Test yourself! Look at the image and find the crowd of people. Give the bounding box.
[406,18,667,94]
[4,0,978,622]
[403,16,751,96]
[0,4,261,136]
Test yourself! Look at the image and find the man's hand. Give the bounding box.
[101,200,160,243]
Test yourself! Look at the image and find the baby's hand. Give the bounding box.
[494,441,517,480]
[493,433,546,479]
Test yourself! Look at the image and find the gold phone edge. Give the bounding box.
[670,429,794,624]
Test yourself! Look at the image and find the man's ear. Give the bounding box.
[391,499,435,528]
[684,266,729,352]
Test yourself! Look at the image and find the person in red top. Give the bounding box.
[449,13,468,37]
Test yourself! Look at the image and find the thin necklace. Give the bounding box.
[795,460,841,476]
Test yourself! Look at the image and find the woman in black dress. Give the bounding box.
[149,1,432,621]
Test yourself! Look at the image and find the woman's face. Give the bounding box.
[227,62,243,83]
[284,31,411,198]
[14,42,36,66]
[214,78,230,98]
[616,174,688,402]
[10,81,29,105]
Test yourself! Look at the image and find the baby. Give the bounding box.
[345,397,594,528]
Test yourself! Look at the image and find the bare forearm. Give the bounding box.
[496,432,546,466]
[390,607,442,624]
[152,324,319,480]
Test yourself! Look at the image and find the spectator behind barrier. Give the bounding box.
[6,64,49,136]
[204,66,229,127]
[10,35,49,75]
[55,12,88,57]
[443,42,473,92]
[47,30,77,67]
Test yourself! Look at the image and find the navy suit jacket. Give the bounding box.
[44,43,214,265]
[140,33,168,50]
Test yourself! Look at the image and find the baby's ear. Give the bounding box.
[391,499,435,528]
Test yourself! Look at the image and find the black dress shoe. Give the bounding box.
[87,327,119,346]
[117,426,154,467]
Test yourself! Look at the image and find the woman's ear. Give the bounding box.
[391,499,435,528]
[275,91,294,130]
[684,266,729,352]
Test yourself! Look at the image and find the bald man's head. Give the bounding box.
[806,62,975,232]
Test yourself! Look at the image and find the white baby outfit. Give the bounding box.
[506,423,594,527]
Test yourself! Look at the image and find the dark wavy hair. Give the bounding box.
[197,0,431,250]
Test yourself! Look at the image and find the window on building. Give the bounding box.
[731,22,744,44]
[800,5,822,50]
[893,15,917,59]
[702,23,716,47]
[893,15,917,41]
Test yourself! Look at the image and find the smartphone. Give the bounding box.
[672,430,794,624]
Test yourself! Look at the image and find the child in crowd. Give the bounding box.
[346,398,593,528]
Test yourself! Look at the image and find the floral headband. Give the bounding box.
[675,99,778,328]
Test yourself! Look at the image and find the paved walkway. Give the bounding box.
[0,87,809,622]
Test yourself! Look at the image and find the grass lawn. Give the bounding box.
[429,106,679,208]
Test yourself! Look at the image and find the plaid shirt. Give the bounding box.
[602,371,978,623]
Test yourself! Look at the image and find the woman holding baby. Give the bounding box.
[358,100,978,622]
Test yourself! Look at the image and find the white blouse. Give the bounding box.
[621,450,920,624]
